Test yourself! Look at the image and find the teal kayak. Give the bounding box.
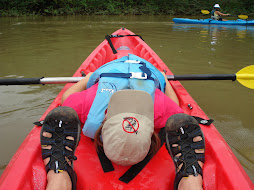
[173,18,254,25]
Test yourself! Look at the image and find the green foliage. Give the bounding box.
[0,0,253,16]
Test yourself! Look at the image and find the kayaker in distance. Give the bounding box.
[211,4,230,21]
[40,57,205,190]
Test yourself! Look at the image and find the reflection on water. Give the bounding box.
[173,24,254,43]
[172,23,254,33]
[171,23,254,69]
[0,16,254,182]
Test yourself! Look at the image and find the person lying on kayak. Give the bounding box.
[40,57,205,190]
[211,4,230,21]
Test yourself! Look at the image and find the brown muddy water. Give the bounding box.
[0,15,254,182]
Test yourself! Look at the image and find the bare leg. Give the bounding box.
[46,171,72,190]
[178,175,203,190]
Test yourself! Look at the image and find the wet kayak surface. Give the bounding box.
[0,15,254,182]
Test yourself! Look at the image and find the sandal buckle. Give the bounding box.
[192,165,198,176]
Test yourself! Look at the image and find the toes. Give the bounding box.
[41,145,52,150]
[193,136,204,153]
[177,163,183,172]
[65,146,73,152]
[193,136,202,142]
[65,136,74,152]
[65,156,72,166]
[66,136,74,141]
[195,149,204,153]
[197,161,204,169]
[172,143,178,147]
[42,131,52,138]
[42,132,53,150]
[43,157,50,165]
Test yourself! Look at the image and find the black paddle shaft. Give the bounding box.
[0,78,42,85]
[167,74,236,81]
[0,74,237,86]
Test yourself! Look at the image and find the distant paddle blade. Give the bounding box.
[236,65,254,89]
[201,10,210,14]
[238,15,248,20]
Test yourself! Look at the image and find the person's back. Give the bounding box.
[211,4,229,21]
[211,9,220,20]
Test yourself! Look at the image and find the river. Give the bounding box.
[0,15,253,182]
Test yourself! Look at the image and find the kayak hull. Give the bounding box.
[173,18,254,25]
[0,28,253,190]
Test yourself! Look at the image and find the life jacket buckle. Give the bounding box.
[130,72,147,79]
[124,60,141,64]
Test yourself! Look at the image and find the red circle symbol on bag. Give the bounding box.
[122,117,139,134]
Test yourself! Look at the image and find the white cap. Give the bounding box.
[102,90,154,166]
[214,4,220,8]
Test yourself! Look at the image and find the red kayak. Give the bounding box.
[0,28,253,189]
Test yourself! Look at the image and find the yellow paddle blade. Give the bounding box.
[238,15,248,19]
[201,10,210,14]
[236,65,254,89]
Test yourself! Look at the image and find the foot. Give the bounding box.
[39,106,81,190]
[165,113,205,190]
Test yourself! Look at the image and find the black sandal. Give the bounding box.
[37,106,81,190]
[165,113,205,190]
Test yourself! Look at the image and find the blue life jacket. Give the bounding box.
[83,54,166,138]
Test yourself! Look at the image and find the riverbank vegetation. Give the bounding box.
[0,0,253,17]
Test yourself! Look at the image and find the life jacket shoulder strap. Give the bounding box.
[96,127,166,183]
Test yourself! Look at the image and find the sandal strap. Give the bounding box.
[42,124,56,133]
[187,127,203,138]
[196,153,205,163]
[42,149,52,160]
[165,135,180,145]
[41,136,76,150]
[45,161,77,190]
[168,138,205,158]
[41,136,55,145]
[64,139,77,150]
[191,140,205,150]
[64,130,79,138]
[174,161,203,190]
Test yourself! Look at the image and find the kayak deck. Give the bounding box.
[173,18,254,25]
[0,28,253,190]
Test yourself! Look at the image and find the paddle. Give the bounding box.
[201,10,248,20]
[0,77,84,85]
[167,65,254,89]
[0,65,253,89]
